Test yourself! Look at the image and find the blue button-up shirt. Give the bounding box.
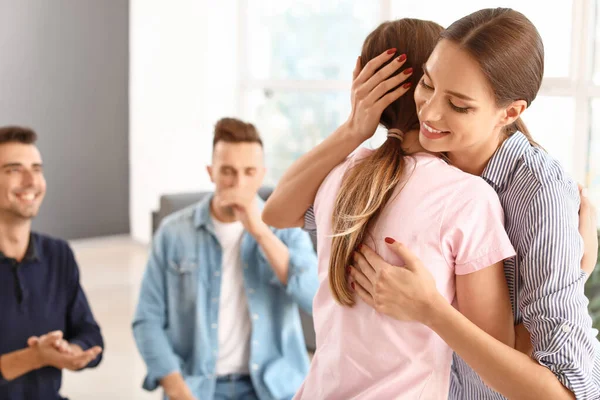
[132,195,319,400]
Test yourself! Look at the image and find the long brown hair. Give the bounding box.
[329,19,443,306]
[441,8,543,145]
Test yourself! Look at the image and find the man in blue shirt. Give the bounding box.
[133,118,319,400]
[0,126,103,400]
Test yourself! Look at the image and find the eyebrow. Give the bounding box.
[1,163,43,168]
[422,64,476,102]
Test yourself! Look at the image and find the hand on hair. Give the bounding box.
[344,49,413,142]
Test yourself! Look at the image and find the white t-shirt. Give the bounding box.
[212,217,252,376]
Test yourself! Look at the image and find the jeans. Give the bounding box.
[213,374,258,400]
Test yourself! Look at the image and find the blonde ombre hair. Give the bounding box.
[329,19,443,306]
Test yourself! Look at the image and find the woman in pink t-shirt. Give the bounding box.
[265,19,516,399]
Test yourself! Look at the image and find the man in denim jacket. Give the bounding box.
[132,118,318,400]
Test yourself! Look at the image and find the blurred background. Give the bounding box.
[1,0,599,398]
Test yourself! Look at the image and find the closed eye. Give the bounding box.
[448,100,471,113]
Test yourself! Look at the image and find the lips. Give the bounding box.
[15,192,38,203]
[420,122,450,140]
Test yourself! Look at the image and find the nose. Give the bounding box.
[418,92,445,123]
[21,170,34,187]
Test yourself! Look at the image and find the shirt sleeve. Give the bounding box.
[260,227,319,315]
[441,177,516,275]
[132,228,184,391]
[521,181,600,399]
[303,206,317,232]
[64,244,104,369]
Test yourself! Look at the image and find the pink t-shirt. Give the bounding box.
[294,149,516,400]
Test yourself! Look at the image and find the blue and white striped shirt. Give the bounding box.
[303,132,600,399]
[449,132,600,399]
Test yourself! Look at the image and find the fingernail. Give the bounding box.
[397,54,407,62]
[403,82,412,89]
[387,48,397,55]
[351,282,356,290]
[357,244,362,251]
[403,67,413,75]
[346,266,351,274]
[385,237,395,244]
[582,188,588,197]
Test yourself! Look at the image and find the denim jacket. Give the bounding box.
[132,194,319,400]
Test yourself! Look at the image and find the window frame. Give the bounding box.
[237,0,599,185]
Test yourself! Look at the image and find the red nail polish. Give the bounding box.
[387,48,397,55]
[346,266,351,274]
[385,237,395,244]
[403,67,413,75]
[403,82,412,89]
[351,282,356,290]
[357,244,362,251]
[397,54,407,62]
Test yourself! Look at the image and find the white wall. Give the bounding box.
[129,0,239,243]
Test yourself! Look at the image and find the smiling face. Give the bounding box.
[414,39,525,159]
[0,142,46,221]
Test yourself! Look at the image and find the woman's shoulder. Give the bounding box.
[411,152,499,196]
[521,146,576,189]
[314,148,370,212]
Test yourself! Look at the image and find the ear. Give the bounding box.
[499,99,527,128]
[206,165,215,183]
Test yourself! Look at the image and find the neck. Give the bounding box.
[0,216,32,261]
[401,129,426,154]
[448,136,505,176]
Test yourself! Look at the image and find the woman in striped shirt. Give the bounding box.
[264,7,599,400]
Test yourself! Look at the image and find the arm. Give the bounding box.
[1,331,103,382]
[160,372,196,400]
[455,261,515,349]
[263,50,413,228]
[578,185,598,278]
[514,184,599,356]
[519,183,598,398]
[132,229,188,394]
[0,348,42,382]
[352,240,576,399]
[64,245,104,368]
[254,227,291,285]
[427,295,575,400]
[259,228,319,315]
[262,124,363,228]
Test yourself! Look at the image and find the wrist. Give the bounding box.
[28,347,44,370]
[161,372,189,398]
[338,121,366,145]
[421,293,451,329]
[252,222,271,241]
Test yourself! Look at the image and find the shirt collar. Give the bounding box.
[0,233,39,264]
[481,131,532,190]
